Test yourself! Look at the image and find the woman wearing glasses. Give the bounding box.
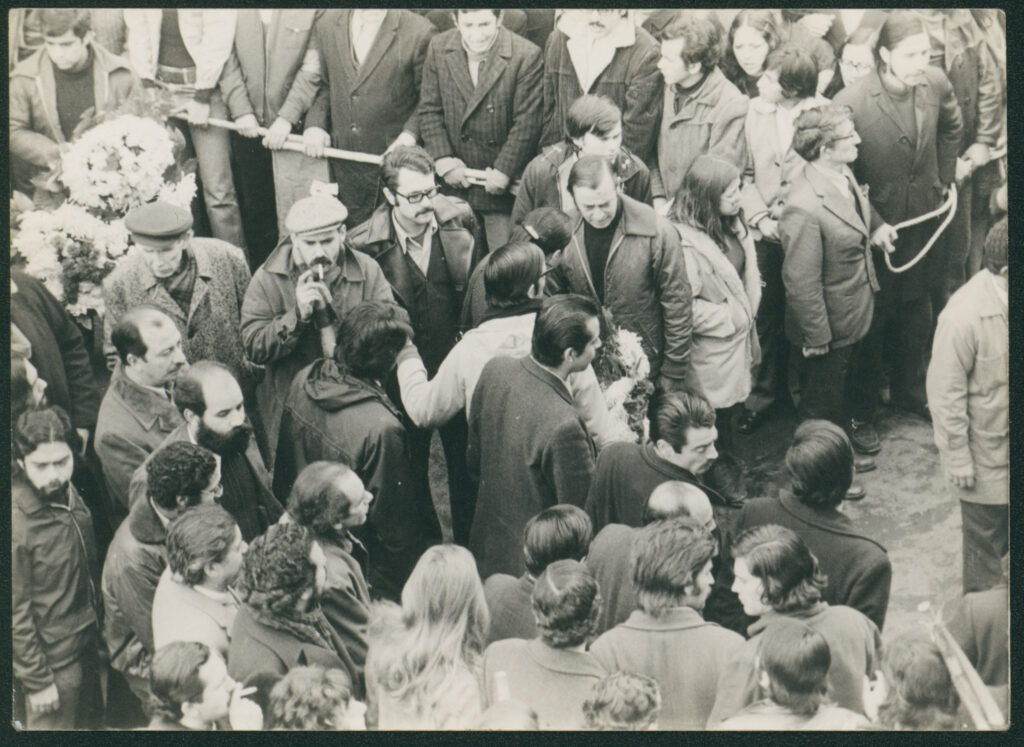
[822,27,877,99]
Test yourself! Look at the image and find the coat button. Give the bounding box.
[352,92,359,100]
[351,124,359,132]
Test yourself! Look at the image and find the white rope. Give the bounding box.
[884,183,958,274]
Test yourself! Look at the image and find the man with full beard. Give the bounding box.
[127,360,283,541]
[13,406,102,729]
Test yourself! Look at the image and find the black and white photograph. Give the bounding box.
[8,6,1009,731]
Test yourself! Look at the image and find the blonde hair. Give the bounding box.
[368,545,489,720]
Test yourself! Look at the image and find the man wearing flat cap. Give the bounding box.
[240,194,394,470]
[102,201,260,425]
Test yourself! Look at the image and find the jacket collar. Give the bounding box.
[620,606,710,632]
[110,364,181,433]
[478,299,541,325]
[521,356,574,405]
[443,27,515,122]
[12,476,81,516]
[361,197,465,248]
[128,492,168,545]
[972,270,1008,319]
[161,569,239,627]
[262,236,366,283]
[135,244,213,292]
[337,8,400,90]
[803,162,870,238]
[864,70,932,160]
[748,603,830,637]
[667,67,729,124]
[524,638,606,678]
[777,490,887,552]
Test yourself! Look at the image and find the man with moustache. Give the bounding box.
[13,406,102,729]
[95,306,189,520]
[240,194,394,468]
[127,361,283,542]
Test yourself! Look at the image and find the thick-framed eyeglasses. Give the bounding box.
[394,186,440,204]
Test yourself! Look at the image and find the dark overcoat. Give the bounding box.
[418,27,543,214]
[728,491,893,631]
[467,355,596,579]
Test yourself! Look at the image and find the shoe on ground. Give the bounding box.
[736,408,764,435]
[849,419,881,455]
[854,453,877,473]
[845,484,867,502]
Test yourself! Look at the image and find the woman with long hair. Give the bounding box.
[668,154,761,452]
[710,524,880,725]
[721,10,782,98]
[365,544,490,729]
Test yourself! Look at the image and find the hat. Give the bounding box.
[286,195,349,235]
[125,201,193,246]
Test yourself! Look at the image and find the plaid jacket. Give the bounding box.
[419,27,543,213]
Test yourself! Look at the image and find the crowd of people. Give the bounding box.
[10,7,1008,731]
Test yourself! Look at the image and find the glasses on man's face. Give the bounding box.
[829,131,859,146]
[841,59,873,73]
[394,186,440,204]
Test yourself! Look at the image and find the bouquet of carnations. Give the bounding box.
[13,87,196,318]
[592,317,655,442]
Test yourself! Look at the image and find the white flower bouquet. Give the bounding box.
[13,87,196,318]
[592,317,655,442]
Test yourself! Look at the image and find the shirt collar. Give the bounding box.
[559,13,635,49]
[986,269,1008,312]
[192,584,235,605]
[391,213,438,256]
[811,162,857,197]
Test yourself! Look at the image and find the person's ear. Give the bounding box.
[125,352,141,369]
[16,458,26,473]
[757,666,771,691]
[878,47,891,70]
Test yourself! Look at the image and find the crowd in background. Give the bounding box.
[10,8,1008,731]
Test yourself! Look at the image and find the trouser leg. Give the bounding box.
[960,500,1009,594]
[230,130,278,270]
[892,295,933,410]
[439,413,474,547]
[745,239,788,413]
[20,657,83,730]
[481,211,512,252]
[189,92,246,251]
[271,149,331,241]
[796,344,854,426]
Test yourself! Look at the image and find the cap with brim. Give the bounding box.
[125,201,193,247]
[286,195,349,236]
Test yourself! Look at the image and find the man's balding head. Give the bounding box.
[642,481,714,530]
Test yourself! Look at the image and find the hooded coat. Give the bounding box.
[274,359,441,599]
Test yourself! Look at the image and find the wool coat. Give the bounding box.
[780,162,882,351]
[150,569,239,659]
[240,237,393,465]
[218,9,323,128]
[467,355,597,579]
[12,479,99,693]
[94,365,183,513]
[834,68,963,299]
[651,67,749,200]
[320,536,372,677]
[482,638,608,729]
[228,604,359,698]
[510,142,653,225]
[585,523,641,634]
[590,607,744,729]
[728,491,893,631]
[12,272,103,430]
[348,195,486,373]
[945,583,1008,687]
[125,423,283,542]
[304,9,436,225]
[101,496,167,680]
[676,221,762,409]
[482,573,537,644]
[102,239,258,390]
[418,27,543,214]
[540,24,662,164]
[710,604,881,725]
[549,195,694,382]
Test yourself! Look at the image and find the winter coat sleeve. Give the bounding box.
[710,94,750,173]
[303,23,330,133]
[651,220,694,380]
[239,272,309,365]
[12,535,54,692]
[566,366,634,449]
[321,572,370,675]
[620,42,663,166]
[395,343,465,429]
[96,432,150,512]
[708,643,760,725]
[218,51,255,120]
[682,244,740,340]
[9,75,60,168]
[101,273,129,370]
[492,44,544,179]
[544,418,596,508]
[780,204,833,348]
[401,21,435,140]
[926,313,975,470]
[935,72,964,186]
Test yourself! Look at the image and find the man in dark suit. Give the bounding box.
[726,420,893,631]
[419,9,543,250]
[303,9,436,227]
[467,295,600,579]
[218,9,327,267]
[349,145,486,547]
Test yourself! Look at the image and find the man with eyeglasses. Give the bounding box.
[349,145,486,546]
[126,361,283,542]
[240,194,394,469]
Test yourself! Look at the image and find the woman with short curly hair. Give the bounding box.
[710,524,881,724]
[482,559,607,729]
[267,666,367,731]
